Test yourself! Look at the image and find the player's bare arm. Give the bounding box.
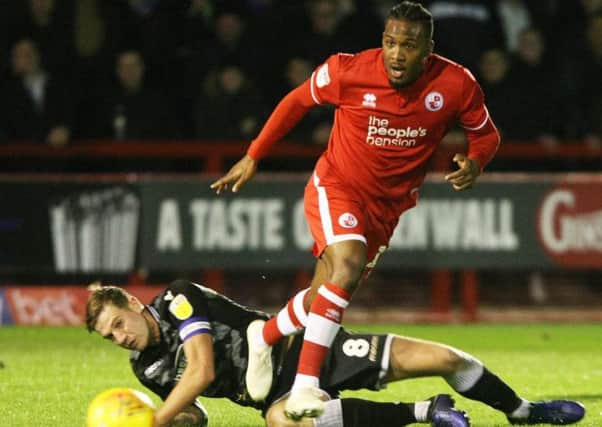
[444,153,481,191]
[154,334,215,426]
[210,154,257,194]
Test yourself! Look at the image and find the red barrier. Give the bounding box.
[1,139,600,173]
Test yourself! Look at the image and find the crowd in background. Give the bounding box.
[0,0,600,156]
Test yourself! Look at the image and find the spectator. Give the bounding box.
[277,57,333,146]
[557,11,602,144]
[505,28,560,142]
[201,10,267,88]
[73,0,138,87]
[0,39,74,146]
[239,0,308,95]
[335,0,385,51]
[289,0,357,67]
[581,12,602,145]
[194,63,267,140]
[477,48,515,142]
[548,0,602,55]
[496,0,532,52]
[72,0,140,139]
[422,0,505,71]
[177,0,215,57]
[243,0,305,45]
[126,0,189,87]
[91,50,179,140]
[3,0,77,79]
[166,0,218,137]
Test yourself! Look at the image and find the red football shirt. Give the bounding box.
[249,49,499,216]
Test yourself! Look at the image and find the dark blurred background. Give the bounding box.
[0,0,600,322]
[1,0,600,155]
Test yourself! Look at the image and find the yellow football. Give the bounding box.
[86,387,155,427]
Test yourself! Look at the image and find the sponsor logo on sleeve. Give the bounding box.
[316,64,331,88]
[169,294,193,320]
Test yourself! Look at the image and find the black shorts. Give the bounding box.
[265,330,393,408]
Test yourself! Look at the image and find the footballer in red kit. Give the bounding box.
[211,1,503,421]
[308,49,497,208]
[302,49,499,263]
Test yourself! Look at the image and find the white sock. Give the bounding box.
[509,398,531,418]
[414,400,430,422]
[292,373,320,391]
[313,399,343,427]
[276,288,309,335]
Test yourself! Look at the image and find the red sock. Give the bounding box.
[262,288,309,346]
[296,283,351,382]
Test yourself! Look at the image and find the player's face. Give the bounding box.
[95,304,151,352]
[382,18,433,89]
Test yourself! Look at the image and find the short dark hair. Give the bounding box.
[85,285,130,333]
[387,1,434,39]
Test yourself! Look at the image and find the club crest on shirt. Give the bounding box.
[425,91,444,111]
[338,213,358,228]
[169,294,193,320]
[316,64,331,88]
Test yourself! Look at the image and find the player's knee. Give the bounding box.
[441,347,467,373]
[443,347,484,391]
[444,346,480,374]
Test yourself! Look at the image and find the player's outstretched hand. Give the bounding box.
[444,153,480,191]
[210,154,257,194]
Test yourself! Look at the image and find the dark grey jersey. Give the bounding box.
[129,279,281,410]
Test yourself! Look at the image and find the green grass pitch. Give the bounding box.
[0,324,600,426]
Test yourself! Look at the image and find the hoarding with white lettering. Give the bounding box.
[137,174,602,269]
[0,174,600,272]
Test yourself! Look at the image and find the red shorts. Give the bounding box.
[304,172,400,269]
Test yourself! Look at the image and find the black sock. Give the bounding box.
[341,398,417,427]
[459,367,522,413]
